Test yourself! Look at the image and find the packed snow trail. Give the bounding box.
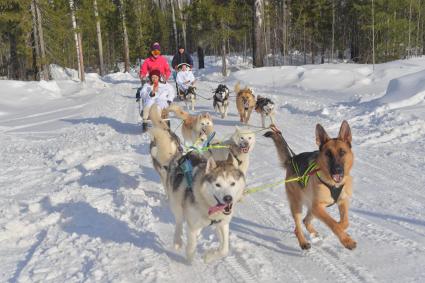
[1,59,425,282]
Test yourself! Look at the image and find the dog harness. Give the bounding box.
[316,173,344,207]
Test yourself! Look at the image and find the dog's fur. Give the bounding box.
[264,121,356,250]
[167,104,214,145]
[148,105,182,186]
[255,95,276,128]
[206,126,256,176]
[179,86,197,111]
[235,82,256,124]
[213,84,230,119]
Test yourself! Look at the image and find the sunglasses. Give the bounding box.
[151,50,161,56]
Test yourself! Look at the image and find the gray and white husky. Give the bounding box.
[165,152,245,263]
[149,107,246,263]
[206,126,256,176]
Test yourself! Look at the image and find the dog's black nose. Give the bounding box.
[334,165,344,175]
[223,195,233,204]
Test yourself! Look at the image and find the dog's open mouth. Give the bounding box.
[332,174,344,183]
[208,196,233,216]
[239,144,250,153]
[208,203,233,215]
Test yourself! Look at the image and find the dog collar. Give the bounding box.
[316,173,344,207]
[210,219,222,226]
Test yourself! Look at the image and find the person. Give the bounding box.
[171,45,193,71]
[176,63,195,95]
[139,42,171,82]
[138,69,175,131]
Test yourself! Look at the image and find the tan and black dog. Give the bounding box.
[235,82,256,124]
[265,121,356,250]
[167,104,214,145]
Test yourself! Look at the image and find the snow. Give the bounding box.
[1,57,425,282]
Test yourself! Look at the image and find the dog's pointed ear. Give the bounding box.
[206,157,217,173]
[338,120,352,144]
[316,124,330,147]
[226,153,239,167]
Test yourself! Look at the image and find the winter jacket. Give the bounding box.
[140,55,171,80]
[140,82,175,109]
[171,52,194,69]
[176,70,195,92]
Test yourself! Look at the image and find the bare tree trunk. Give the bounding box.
[35,0,49,80]
[416,0,421,56]
[93,0,105,76]
[331,0,335,62]
[372,0,375,70]
[177,0,187,48]
[253,0,264,67]
[408,0,413,58]
[69,0,85,82]
[119,0,130,73]
[31,0,41,80]
[221,36,227,76]
[170,0,178,50]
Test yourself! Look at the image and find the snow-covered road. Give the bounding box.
[1,59,425,282]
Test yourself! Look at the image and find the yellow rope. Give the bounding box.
[243,175,302,195]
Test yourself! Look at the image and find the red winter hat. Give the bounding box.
[149,69,161,80]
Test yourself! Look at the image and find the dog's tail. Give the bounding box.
[264,130,292,169]
[167,103,190,121]
[149,104,169,130]
[234,82,241,94]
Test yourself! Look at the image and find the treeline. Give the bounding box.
[1,0,424,81]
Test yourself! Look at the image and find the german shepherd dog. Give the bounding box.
[213,84,230,119]
[235,83,256,124]
[167,104,214,145]
[265,121,356,250]
[255,95,276,128]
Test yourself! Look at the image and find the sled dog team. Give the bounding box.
[146,82,356,264]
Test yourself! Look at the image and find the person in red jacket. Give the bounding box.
[139,42,171,82]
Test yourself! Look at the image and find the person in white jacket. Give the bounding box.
[140,69,175,129]
[176,63,196,94]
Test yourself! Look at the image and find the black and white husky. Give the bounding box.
[213,84,230,119]
[255,95,276,128]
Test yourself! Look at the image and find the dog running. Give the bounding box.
[265,121,356,250]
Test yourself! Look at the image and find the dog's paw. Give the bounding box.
[300,242,311,250]
[203,249,227,263]
[341,236,357,250]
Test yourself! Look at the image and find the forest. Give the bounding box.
[1,0,424,80]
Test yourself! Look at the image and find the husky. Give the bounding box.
[255,95,276,128]
[178,86,197,112]
[235,82,256,124]
[167,104,214,145]
[206,126,256,176]
[264,121,356,250]
[148,104,182,186]
[165,152,245,263]
[213,84,230,119]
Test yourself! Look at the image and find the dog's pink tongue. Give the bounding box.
[332,174,343,183]
[241,147,249,153]
[208,204,226,215]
